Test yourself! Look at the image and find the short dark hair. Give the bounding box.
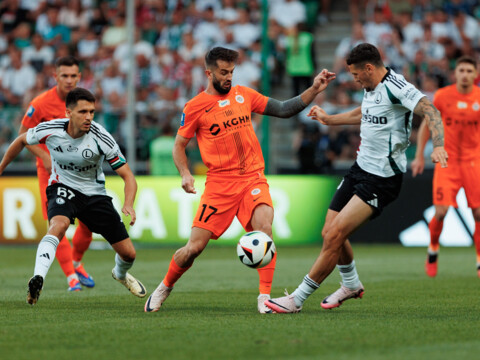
[55,55,79,69]
[66,88,95,108]
[455,55,477,69]
[205,47,238,69]
[346,43,383,68]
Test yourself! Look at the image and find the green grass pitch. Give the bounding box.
[1,244,480,360]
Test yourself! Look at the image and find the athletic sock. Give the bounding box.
[67,274,79,283]
[292,274,319,308]
[257,252,277,295]
[56,235,75,278]
[163,255,191,288]
[73,261,81,269]
[113,253,133,280]
[338,260,362,290]
[34,235,60,278]
[428,217,443,253]
[72,221,93,262]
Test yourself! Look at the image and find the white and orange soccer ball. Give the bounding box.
[236,231,276,269]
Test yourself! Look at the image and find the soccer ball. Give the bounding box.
[236,231,276,269]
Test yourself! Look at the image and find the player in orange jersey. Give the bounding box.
[19,56,94,291]
[412,56,480,277]
[145,47,336,313]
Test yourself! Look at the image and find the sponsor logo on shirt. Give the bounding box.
[27,105,35,117]
[208,115,251,136]
[218,100,230,107]
[457,101,468,109]
[55,161,97,172]
[67,145,78,152]
[180,112,185,126]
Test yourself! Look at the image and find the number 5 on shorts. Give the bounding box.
[198,204,217,223]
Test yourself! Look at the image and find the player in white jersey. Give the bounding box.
[0,88,146,305]
[265,43,448,313]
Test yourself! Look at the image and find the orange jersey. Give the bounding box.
[433,85,480,161]
[178,85,269,179]
[21,86,67,170]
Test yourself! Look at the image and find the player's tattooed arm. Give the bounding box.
[413,96,448,168]
[413,97,443,148]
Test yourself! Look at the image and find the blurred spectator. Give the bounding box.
[114,30,154,74]
[194,6,224,48]
[216,0,239,24]
[102,14,127,49]
[12,22,32,49]
[1,47,36,106]
[363,6,392,46]
[22,32,55,72]
[58,0,92,29]
[0,0,30,34]
[178,31,206,62]
[157,9,191,51]
[333,22,366,74]
[77,28,99,61]
[39,5,72,47]
[283,24,315,96]
[230,8,260,49]
[149,121,177,175]
[269,0,306,30]
[232,48,261,89]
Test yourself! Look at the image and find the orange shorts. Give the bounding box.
[192,177,273,239]
[433,160,480,208]
[37,166,50,220]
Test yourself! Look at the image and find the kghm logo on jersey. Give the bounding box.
[209,115,251,136]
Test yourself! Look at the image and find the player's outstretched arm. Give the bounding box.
[413,97,448,168]
[19,124,52,173]
[263,69,336,119]
[307,105,362,126]
[173,134,196,194]
[115,163,137,226]
[411,119,430,177]
[0,133,29,176]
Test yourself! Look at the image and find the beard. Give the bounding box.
[212,75,231,95]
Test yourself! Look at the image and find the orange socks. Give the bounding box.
[56,236,75,277]
[163,255,192,288]
[428,217,443,252]
[72,221,93,263]
[257,252,277,295]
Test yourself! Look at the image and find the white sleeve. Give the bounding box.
[92,123,127,170]
[26,127,40,145]
[386,77,425,112]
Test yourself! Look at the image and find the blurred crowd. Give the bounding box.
[294,0,480,174]
[1,0,480,174]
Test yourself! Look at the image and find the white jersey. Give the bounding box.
[357,68,425,177]
[26,119,126,196]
